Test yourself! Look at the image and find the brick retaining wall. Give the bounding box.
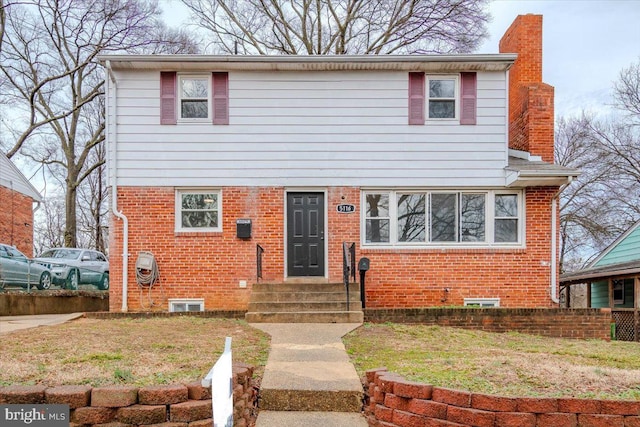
[0,363,256,427]
[364,308,612,340]
[365,368,640,427]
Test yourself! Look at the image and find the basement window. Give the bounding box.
[169,299,204,312]
[464,298,500,307]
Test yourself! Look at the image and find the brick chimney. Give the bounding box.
[499,14,555,163]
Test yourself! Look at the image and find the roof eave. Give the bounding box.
[561,267,640,285]
[99,54,517,72]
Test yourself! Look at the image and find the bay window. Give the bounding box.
[363,190,522,246]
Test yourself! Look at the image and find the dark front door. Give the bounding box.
[287,192,325,276]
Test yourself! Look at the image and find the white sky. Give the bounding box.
[162,0,640,118]
[479,0,640,117]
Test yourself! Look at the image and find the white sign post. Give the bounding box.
[202,337,233,427]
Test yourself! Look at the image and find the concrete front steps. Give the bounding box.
[253,323,367,426]
[245,281,364,323]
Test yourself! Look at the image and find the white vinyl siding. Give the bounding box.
[109,70,507,187]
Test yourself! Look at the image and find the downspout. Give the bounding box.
[106,60,129,312]
[551,177,573,304]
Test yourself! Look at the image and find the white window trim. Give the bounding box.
[426,74,460,121]
[169,298,205,312]
[613,281,625,305]
[177,74,211,122]
[361,189,524,248]
[464,298,500,307]
[175,188,222,233]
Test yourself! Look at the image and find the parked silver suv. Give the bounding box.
[35,248,109,290]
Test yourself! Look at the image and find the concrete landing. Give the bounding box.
[252,323,366,420]
[256,410,367,427]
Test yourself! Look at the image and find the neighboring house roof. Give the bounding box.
[99,54,517,72]
[560,260,640,285]
[0,153,43,202]
[589,219,640,267]
[560,219,640,285]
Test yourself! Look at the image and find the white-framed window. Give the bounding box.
[362,190,523,247]
[427,75,458,119]
[169,298,204,312]
[464,298,500,307]
[175,189,222,232]
[178,74,210,121]
[494,193,519,243]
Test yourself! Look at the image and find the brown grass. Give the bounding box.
[0,317,270,387]
[344,323,640,400]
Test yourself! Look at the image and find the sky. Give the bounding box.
[478,0,640,118]
[162,0,640,118]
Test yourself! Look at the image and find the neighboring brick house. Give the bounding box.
[101,14,578,313]
[0,153,42,256]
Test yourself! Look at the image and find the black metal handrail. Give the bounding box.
[256,244,264,282]
[342,242,356,311]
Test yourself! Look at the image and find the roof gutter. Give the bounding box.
[106,60,129,312]
[98,53,517,73]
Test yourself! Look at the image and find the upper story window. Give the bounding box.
[160,72,229,125]
[175,189,222,232]
[179,76,210,120]
[408,72,476,125]
[427,77,457,119]
[363,190,522,247]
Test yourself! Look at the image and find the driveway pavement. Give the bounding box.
[0,313,84,334]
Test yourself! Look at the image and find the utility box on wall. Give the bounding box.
[236,219,252,239]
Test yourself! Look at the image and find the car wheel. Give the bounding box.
[37,272,52,290]
[99,273,109,291]
[66,269,79,290]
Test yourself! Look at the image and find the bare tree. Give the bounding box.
[33,197,66,255]
[555,115,621,271]
[181,0,490,55]
[613,58,640,122]
[557,59,640,272]
[1,0,198,248]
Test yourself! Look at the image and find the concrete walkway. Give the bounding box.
[252,323,368,427]
[0,313,84,335]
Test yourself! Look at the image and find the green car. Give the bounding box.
[0,244,53,290]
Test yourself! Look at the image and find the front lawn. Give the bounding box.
[0,317,270,387]
[343,323,640,400]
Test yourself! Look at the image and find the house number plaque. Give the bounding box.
[336,204,356,213]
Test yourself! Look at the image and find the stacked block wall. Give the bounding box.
[365,368,640,427]
[0,364,256,427]
[0,186,35,256]
[110,186,558,312]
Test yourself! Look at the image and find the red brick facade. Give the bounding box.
[500,14,555,162]
[110,186,557,312]
[0,185,35,256]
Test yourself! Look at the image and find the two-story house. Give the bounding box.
[101,14,578,314]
